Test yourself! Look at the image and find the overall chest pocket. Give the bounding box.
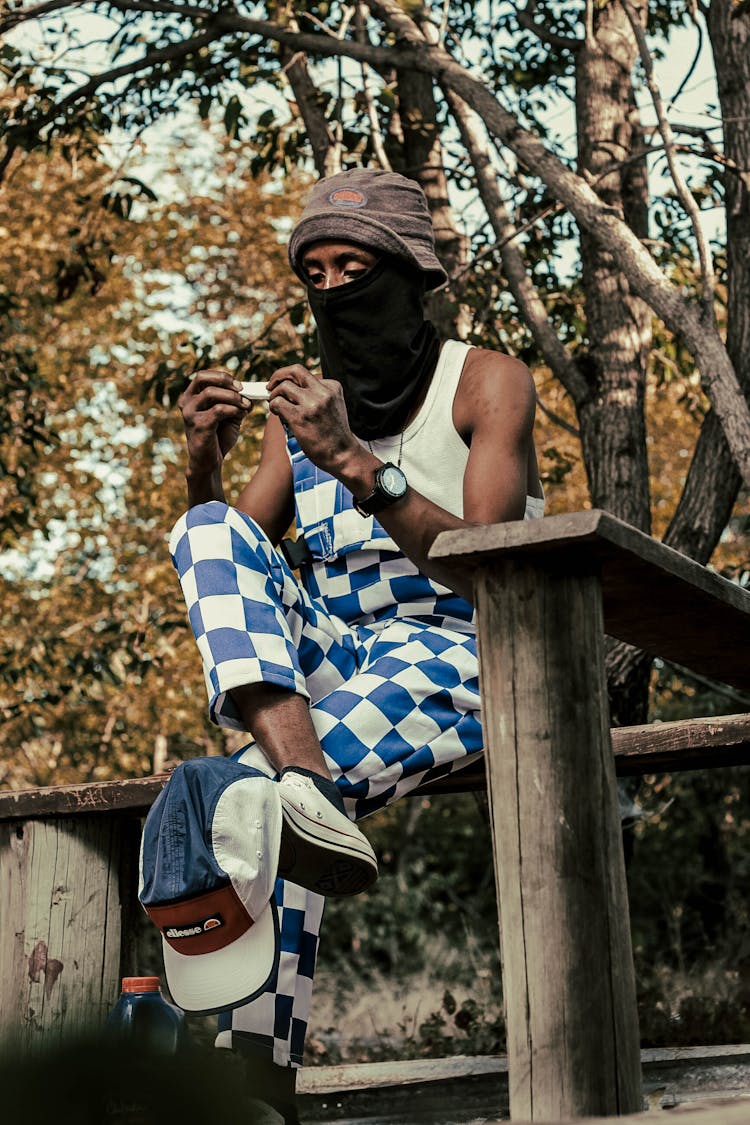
[290,441,397,562]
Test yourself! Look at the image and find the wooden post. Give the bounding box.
[475,557,641,1120]
[0,814,135,1051]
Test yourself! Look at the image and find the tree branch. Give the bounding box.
[7,0,750,483]
[279,5,341,178]
[0,0,88,33]
[105,0,212,17]
[445,85,589,403]
[514,0,582,53]
[1,24,222,180]
[356,3,391,170]
[622,0,715,309]
[663,408,741,565]
[536,395,581,438]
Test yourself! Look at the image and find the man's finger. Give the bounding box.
[267,364,317,392]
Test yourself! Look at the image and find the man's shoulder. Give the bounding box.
[455,347,535,425]
[462,345,533,385]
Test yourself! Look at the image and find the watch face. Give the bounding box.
[380,464,407,499]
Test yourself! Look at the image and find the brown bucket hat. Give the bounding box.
[288,168,448,291]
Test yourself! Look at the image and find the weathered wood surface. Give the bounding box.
[420,713,750,793]
[296,1047,750,1123]
[0,773,168,821]
[298,1045,750,1095]
[611,713,750,774]
[430,510,750,692]
[299,1053,508,1094]
[502,1098,750,1125]
[0,816,130,1050]
[475,559,641,1119]
[2,711,748,824]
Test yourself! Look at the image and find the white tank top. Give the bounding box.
[364,339,545,520]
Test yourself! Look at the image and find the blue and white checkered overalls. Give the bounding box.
[169,368,541,1064]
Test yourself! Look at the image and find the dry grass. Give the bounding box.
[305,934,505,1064]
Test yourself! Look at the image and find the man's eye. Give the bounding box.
[344,268,366,280]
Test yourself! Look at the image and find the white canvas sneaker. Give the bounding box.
[276,771,378,896]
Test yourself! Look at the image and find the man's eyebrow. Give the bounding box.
[302,249,375,269]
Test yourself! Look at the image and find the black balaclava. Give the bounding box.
[306,255,440,441]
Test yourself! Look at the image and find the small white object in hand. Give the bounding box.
[239,381,270,401]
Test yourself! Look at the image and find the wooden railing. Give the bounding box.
[1,510,749,1122]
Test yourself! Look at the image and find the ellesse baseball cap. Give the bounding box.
[139,757,281,1014]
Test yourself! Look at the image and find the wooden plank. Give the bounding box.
[612,713,750,775]
[297,1045,750,1095]
[430,510,750,692]
[502,1096,750,1125]
[0,774,168,821]
[1,712,748,823]
[475,558,641,1118]
[0,817,123,1050]
[418,712,750,793]
[296,1047,750,1124]
[298,1054,508,1095]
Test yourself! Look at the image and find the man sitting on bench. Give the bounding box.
[169,168,544,1122]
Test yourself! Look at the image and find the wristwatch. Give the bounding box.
[354,462,408,517]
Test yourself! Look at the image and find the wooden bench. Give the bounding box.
[428,509,750,1120]
[1,510,748,1121]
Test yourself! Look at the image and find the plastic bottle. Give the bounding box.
[105,976,186,1055]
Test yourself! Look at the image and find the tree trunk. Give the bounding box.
[678,0,750,562]
[574,0,652,534]
[686,0,750,1000]
[394,10,468,338]
[664,410,740,563]
[573,2,653,723]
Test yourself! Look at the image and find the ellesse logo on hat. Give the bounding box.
[164,914,225,939]
[328,187,367,208]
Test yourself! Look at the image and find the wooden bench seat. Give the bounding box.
[430,509,750,692]
[1,710,747,824]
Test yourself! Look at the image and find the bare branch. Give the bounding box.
[366,0,425,45]
[622,0,715,309]
[667,15,703,109]
[514,0,581,53]
[445,85,588,403]
[283,55,341,176]
[356,3,390,170]
[106,0,216,17]
[0,0,87,33]
[280,5,341,177]
[536,395,581,438]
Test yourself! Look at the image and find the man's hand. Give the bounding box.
[267,365,363,477]
[178,369,254,477]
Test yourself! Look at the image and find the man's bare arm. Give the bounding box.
[266,354,538,602]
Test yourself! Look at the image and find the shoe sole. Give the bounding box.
[277,803,378,897]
